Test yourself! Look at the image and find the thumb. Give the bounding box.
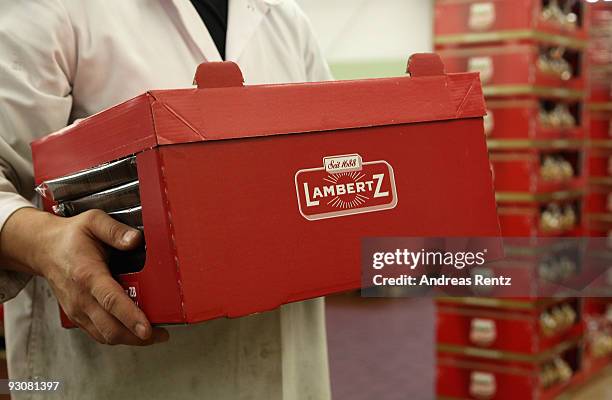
[83,210,142,250]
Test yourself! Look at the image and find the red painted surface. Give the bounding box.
[31,56,501,326]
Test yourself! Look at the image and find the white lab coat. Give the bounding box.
[0,1,333,399]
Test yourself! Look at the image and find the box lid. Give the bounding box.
[32,53,486,181]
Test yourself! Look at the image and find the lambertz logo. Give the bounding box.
[295,154,398,221]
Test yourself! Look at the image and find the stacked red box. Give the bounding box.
[584,181,612,214]
[581,2,612,383]
[484,99,584,141]
[488,143,584,193]
[434,0,588,44]
[584,140,612,229]
[582,297,612,377]
[495,193,582,237]
[586,1,612,103]
[589,105,612,139]
[437,353,580,400]
[483,240,587,296]
[437,298,583,354]
[585,2,612,240]
[436,298,585,400]
[31,55,502,327]
[434,0,595,397]
[436,0,588,231]
[438,44,585,93]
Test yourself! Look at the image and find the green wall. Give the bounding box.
[329,59,408,80]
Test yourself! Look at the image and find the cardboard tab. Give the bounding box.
[193,62,244,89]
[407,53,446,77]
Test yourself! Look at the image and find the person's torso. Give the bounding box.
[4,1,330,399]
[63,0,311,121]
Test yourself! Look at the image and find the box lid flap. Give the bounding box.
[147,53,485,145]
[32,54,486,181]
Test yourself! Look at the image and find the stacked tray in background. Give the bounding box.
[432,1,610,398]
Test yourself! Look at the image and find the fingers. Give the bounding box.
[62,273,169,346]
[42,209,167,347]
[89,272,152,341]
[81,210,141,251]
[87,302,169,346]
[68,312,106,344]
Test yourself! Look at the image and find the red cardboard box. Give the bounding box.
[438,44,585,92]
[584,214,612,237]
[434,0,588,47]
[489,148,584,194]
[437,299,583,355]
[586,144,612,178]
[589,78,612,103]
[31,55,501,326]
[584,184,612,214]
[483,99,584,140]
[589,37,612,67]
[583,298,612,319]
[437,338,583,400]
[496,193,583,237]
[588,104,612,139]
[581,298,612,377]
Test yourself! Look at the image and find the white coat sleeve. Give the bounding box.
[0,0,75,302]
[293,3,334,82]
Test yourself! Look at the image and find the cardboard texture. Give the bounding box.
[32,54,501,326]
